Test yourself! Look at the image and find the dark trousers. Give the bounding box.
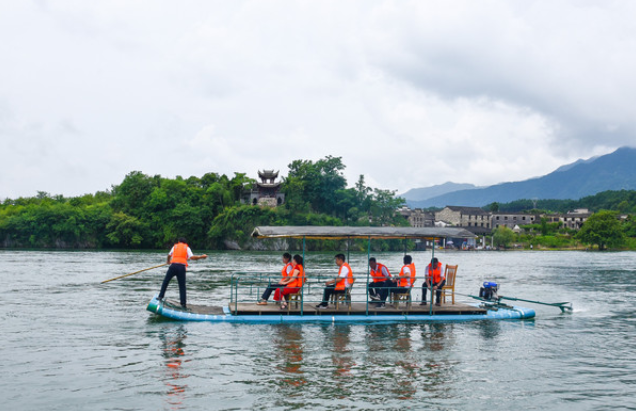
[391,285,413,296]
[320,284,344,305]
[158,263,187,307]
[368,280,392,302]
[261,283,285,301]
[422,280,446,303]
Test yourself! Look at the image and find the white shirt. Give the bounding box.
[402,266,412,286]
[339,264,351,287]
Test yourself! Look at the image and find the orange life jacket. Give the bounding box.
[398,263,416,287]
[335,262,354,291]
[171,243,189,266]
[427,262,443,283]
[370,262,391,283]
[281,262,293,280]
[289,264,305,288]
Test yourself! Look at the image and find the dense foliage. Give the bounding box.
[0,157,407,250]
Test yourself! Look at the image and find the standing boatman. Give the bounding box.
[158,237,208,309]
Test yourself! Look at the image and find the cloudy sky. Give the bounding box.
[2,1,635,199]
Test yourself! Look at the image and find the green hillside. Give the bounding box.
[0,156,407,250]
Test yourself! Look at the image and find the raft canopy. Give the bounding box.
[251,226,476,240]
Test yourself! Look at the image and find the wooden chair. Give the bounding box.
[331,279,355,310]
[390,287,412,309]
[441,264,458,304]
[284,272,308,311]
[285,290,303,309]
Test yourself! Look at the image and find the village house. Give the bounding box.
[398,207,435,227]
[435,206,492,235]
[491,212,540,231]
[542,213,561,224]
[560,209,592,230]
[401,205,592,235]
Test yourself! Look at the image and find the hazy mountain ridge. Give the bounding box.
[552,155,599,173]
[405,147,636,208]
[400,182,477,202]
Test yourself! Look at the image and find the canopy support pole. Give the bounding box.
[366,235,371,316]
[430,236,436,316]
[301,236,305,316]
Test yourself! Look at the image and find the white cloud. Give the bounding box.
[1,0,634,198]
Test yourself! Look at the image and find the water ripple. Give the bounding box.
[2,250,636,410]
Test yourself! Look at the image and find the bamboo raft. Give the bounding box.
[146,226,548,323]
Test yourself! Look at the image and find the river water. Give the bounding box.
[1,250,635,410]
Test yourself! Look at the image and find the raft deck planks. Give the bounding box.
[227,302,487,316]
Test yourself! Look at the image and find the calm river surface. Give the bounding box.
[1,250,635,410]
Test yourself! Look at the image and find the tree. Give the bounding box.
[110,171,157,216]
[283,156,347,215]
[370,188,406,226]
[229,173,255,203]
[281,175,309,213]
[622,215,636,237]
[106,212,146,247]
[576,210,625,250]
[493,226,515,249]
[208,205,278,248]
[355,174,373,219]
[538,217,560,236]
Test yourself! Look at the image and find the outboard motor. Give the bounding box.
[479,281,499,301]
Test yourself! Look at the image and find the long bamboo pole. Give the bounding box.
[100,263,168,284]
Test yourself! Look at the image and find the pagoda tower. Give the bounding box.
[243,170,285,206]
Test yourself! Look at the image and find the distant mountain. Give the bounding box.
[552,154,599,173]
[406,146,636,208]
[399,182,477,202]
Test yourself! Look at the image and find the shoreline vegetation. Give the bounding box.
[1,156,635,251]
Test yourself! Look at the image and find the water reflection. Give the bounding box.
[421,323,452,352]
[273,325,307,388]
[159,326,189,410]
[332,325,354,379]
[479,320,502,340]
[392,325,417,400]
[314,324,356,399]
[417,323,457,399]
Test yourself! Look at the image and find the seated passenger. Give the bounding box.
[390,255,416,297]
[316,253,354,308]
[257,253,293,305]
[368,257,392,308]
[421,257,445,306]
[274,254,305,310]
